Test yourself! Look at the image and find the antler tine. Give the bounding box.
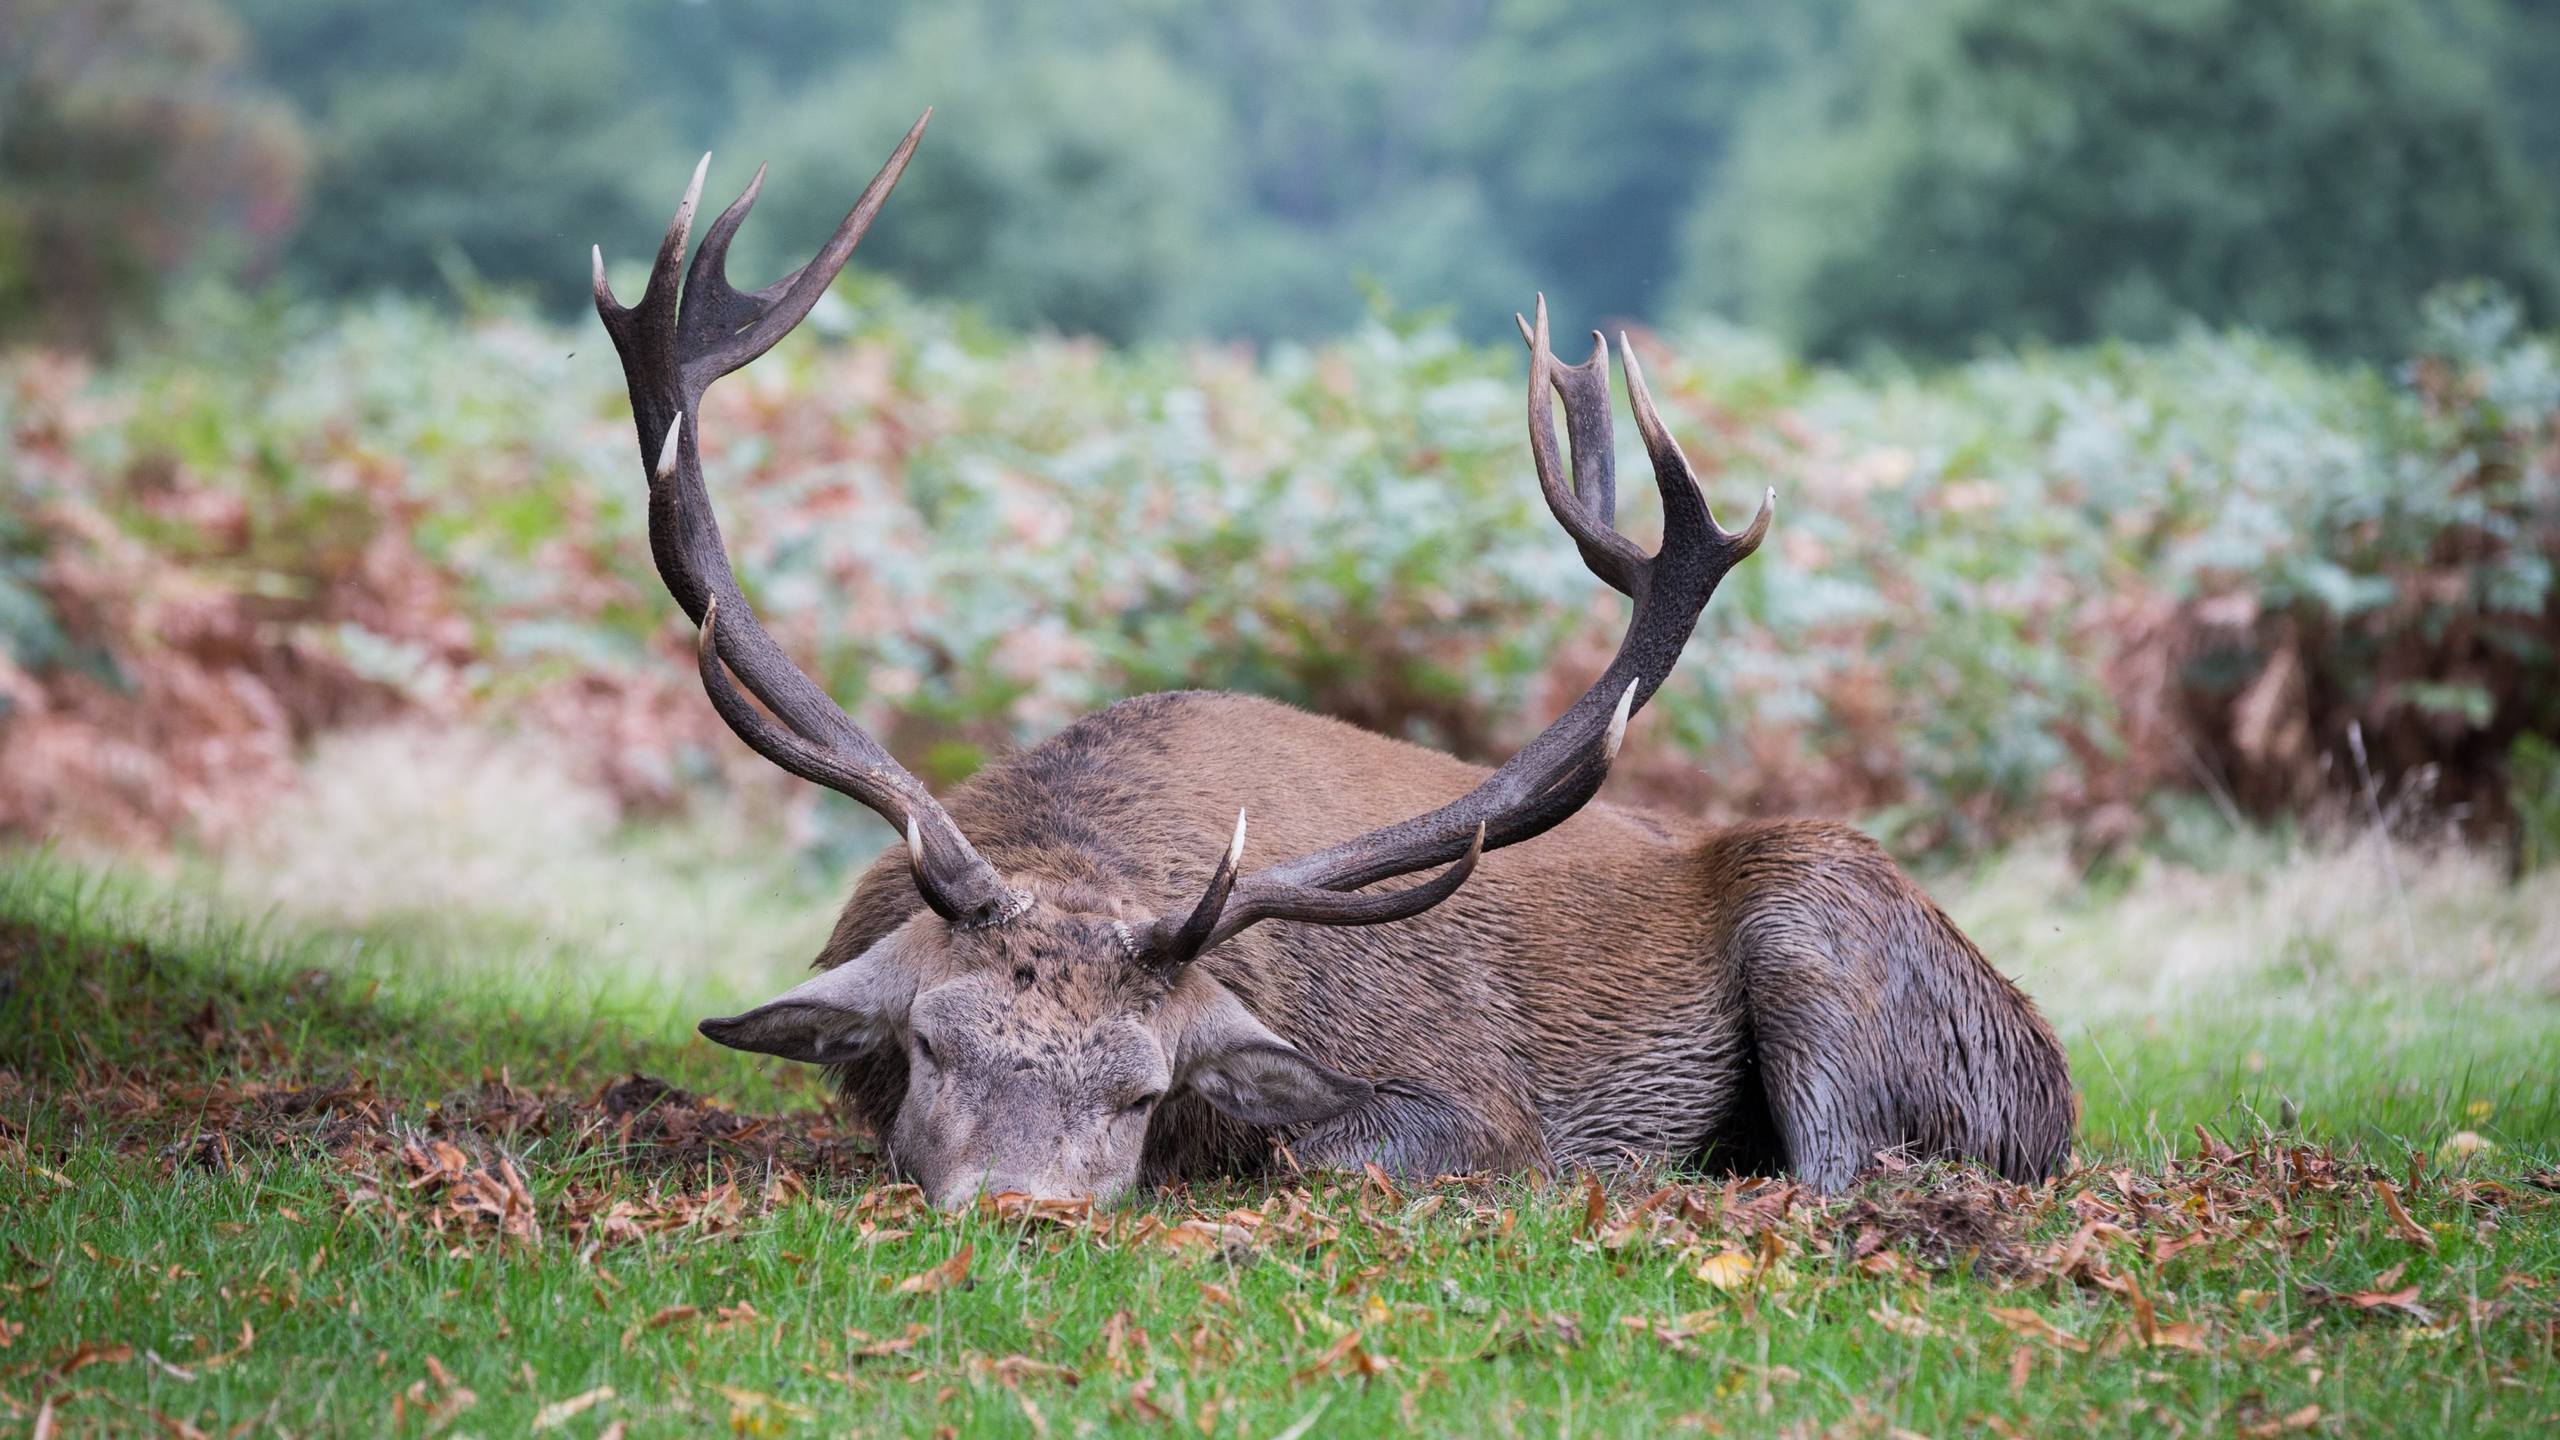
[1520,295,1646,596]
[1158,824,1485,961]
[1619,335,1774,557]
[677,109,930,393]
[1144,302,1770,968]
[603,115,1025,929]
[1145,809,1250,969]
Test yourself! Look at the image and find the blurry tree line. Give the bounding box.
[6,0,2559,358]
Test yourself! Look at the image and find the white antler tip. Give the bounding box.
[904,813,926,865]
[654,415,683,481]
[1228,808,1249,867]
[1605,678,1638,761]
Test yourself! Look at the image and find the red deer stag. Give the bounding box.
[592,114,2074,1208]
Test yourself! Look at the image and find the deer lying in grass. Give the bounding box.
[592,114,2074,1209]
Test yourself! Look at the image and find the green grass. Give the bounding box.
[3,851,2556,1438]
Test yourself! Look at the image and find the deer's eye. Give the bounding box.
[1120,1092,1163,1118]
[912,1034,937,1066]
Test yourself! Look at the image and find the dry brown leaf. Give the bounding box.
[1693,1250,1755,1291]
[2238,1405,2322,1437]
[1578,1173,1606,1238]
[1293,1328,1391,1383]
[1986,1307,2090,1353]
[2374,1180,2437,1251]
[59,1340,135,1376]
[1868,1306,1944,1340]
[620,1304,700,1351]
[147,1407,211,1440]
[970,1355,1082,1389]
[1146,1218,1258,1262]
[1123,1379,1171,1423]
[983,1192,1094,1226]
[193,1322,254,1371]
[849,1323,931,1360]
[2339,1285,2435,1323]
[143,1350,199,1383]
[893,1243,975,1296]
[1361,1163,1402,1207]
[530,1386,614,1431]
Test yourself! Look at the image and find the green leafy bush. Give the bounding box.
[4,283,2553,858]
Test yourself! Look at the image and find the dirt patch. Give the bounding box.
[1836,1178,2038,1280]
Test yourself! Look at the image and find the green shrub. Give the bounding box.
[4,283,2553,858]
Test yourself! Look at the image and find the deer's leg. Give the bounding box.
[1712,820,2076,1190]
[1728,923,1904,1192]
[1293,1076,1549,1179]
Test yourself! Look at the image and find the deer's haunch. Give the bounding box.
[593,115,2074,1208]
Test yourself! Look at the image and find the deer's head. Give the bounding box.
[594,114,1767,1208]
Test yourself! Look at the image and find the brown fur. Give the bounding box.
[809,690,2075,1196]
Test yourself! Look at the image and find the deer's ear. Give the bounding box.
[698,939,915,1065]
[1175,985,1373,1129]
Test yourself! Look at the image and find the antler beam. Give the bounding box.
[594,112,1024,926]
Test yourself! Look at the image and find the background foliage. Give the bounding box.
[7,0,2558,356]
[5,0,2560,869]
[6,282,2553,863]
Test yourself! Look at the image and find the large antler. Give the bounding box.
[593,112,1025,928]
[1144,298,1771,966]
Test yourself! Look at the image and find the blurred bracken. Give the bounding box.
[2,283,2553,862]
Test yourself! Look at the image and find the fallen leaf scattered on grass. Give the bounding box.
[1361,1162,1402,1207]
[1620,1311,1722,1356]
[1868,1305,1945,1340]
[57,1340,134,1376]
[2308,1282,2436,1325]
[848,1323,931,1360]
[1293,1329,1392,1383]
[893,1244,975,1296]
[714,1385,813,1435]
[142,1350,197,1383]
[2374,1179,2437,1251]
[620,1304,700,1350]
[983,1192,1093,1226]
[1693,1249,1756,1290]
[1578,1173,1606,1237]
[2237,1404,2323,1437]
[1481,1311,1585,1356]
[967,1354,1082,1389]
[191,1322,254,1371]
[530,1385,614,1431]
[1987,1307,2090,1353]
[1126,1216,1259,1263]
